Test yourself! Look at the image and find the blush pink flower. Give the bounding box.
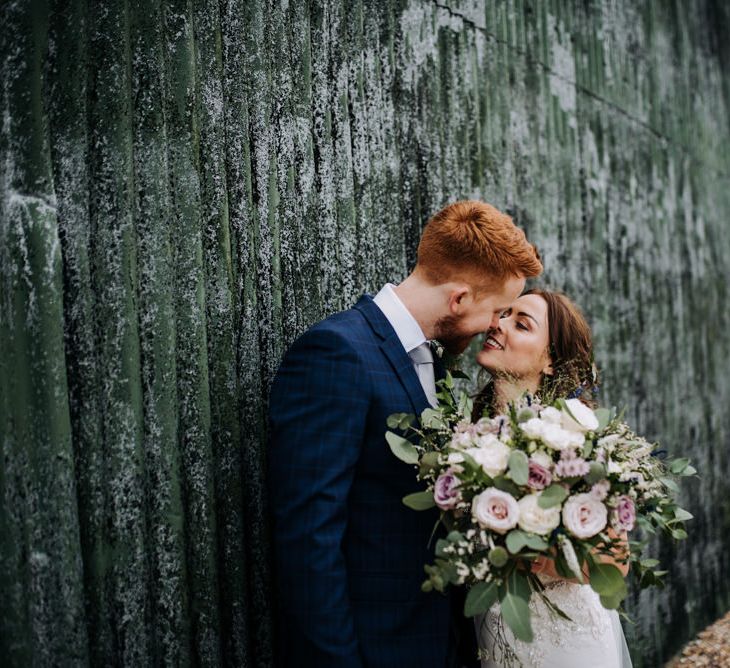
[471,488,519,534]
[562,493,608,539]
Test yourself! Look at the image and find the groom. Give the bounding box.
[268,200,542,667]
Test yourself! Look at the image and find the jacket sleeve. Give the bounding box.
[268,326,369,667]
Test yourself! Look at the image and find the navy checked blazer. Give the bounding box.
[268,295,478,668]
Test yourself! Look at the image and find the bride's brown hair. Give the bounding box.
[473,289,598,418]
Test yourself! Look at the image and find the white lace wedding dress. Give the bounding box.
[475,574,633,668]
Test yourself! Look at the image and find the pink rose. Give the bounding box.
[471,488,519,534]
[611,495,636,532]
[527,461,552,490]
[434,469,461,510]
[562,493,608,539]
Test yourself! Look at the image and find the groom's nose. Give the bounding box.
[488,313,502,330]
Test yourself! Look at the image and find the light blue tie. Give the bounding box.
[409,342,437,407]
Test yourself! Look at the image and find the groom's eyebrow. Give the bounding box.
[517,311,540,326]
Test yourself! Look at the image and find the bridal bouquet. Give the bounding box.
[386,374,695,642]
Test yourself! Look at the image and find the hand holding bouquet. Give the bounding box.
[386,374,696,642]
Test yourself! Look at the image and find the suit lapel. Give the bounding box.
[353,295,430,414]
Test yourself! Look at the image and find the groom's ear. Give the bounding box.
[449,285,471,311]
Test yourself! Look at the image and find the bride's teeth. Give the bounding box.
[486,337,502,350]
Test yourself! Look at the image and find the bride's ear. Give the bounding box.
[541,357,554,377]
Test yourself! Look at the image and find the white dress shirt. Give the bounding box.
[373,284,437,406]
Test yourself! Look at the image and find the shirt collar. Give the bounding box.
[372,283,427,354]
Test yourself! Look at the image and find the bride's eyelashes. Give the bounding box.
[498,308,529,331]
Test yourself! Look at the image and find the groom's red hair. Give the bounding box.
[416,200,542,289]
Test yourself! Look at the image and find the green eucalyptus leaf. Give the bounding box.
[386,412,414,429]
[460,451,480,472]
[517,408,536,423]
[588,562,627,599]
[458,391,473,417]
[585,461,606,485]
[659,477,680,493]
[386,413,403,429]
[523,533,549,551]
[403,491,436,511]
[421,408,447,429]
[673,508,694,522]
[492,476,521,497]
[500,591,533,642]
[599,591,625,610]
[670,458,690,475]
[386,431,419,465]
[464,581,499,617]
[582,439,594,459]
[538,484,569,509]
[508,568,532,601]
[594,408,612,432]
[506,529,528,554]
[440,561,460,585]
[682,465,697,476]
[420,451,441,471]
[508,450,530,486]
[435,538,449,558]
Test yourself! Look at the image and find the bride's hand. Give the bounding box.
[531,529,630,581]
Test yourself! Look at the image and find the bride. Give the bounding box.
[472,288,633,668]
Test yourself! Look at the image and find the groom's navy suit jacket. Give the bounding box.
[268,295,476,667]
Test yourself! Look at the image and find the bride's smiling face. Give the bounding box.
[475,293,553,385]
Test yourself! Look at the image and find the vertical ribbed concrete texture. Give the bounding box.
[1,1,728,666]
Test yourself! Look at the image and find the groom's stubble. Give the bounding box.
[433,313,480,355]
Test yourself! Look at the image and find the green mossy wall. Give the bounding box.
[1,1,729,666]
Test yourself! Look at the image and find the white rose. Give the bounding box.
[562,493,608,539]
[447,452,465,464]
[530,450,554,469]
[540,406,563,424]
[474,433,503,449]
[466,440,511,477]
[517,493,561,535]
[472,488,519,534]
[607,459,622,474]
[561,399,599,432]
[540,423,584,451]
[521,417,546,440]
[450,431,474,449]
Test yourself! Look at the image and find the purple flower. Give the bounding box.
[527,461,552,490]
[611,495,636,532]
[554,449,589,478]
[434,469,461,510]
[554,456,590,478]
